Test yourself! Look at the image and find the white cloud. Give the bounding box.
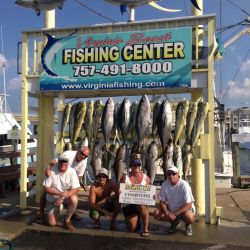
[226,78,250,98]
[241,59,250,73]
[7,76,22,90]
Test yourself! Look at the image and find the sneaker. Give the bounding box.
[168,219,181,234]
[63,220,76,232]
[185,224,192,236]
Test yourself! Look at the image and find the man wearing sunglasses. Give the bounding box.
[89,168,120,230]
[154,165,195,236]
[43,152,80,232]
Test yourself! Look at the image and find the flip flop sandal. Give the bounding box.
[141,231,150,237]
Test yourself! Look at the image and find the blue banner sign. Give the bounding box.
[40,27,192,91]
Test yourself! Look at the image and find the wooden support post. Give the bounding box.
[231,141,240,187]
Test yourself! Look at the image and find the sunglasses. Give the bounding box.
[80,151,88,157]
[167,172,177,176]
[59,160,68,164]
[98,174,108,179]
[132,163,141,167]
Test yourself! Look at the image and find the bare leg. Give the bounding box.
[125,215,139,232]
[65,195,78,222]
[110,199,121,230]
[182,210,195,226]
[137,205,149,233]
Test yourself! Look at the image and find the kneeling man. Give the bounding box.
[154,166,195,236]
[43,152,80,231]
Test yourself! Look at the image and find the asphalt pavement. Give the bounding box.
[0,188,250,249]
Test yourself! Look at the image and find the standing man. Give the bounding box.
[154,165,195,236]
[43,152,80,231]
[89,168,120,230]
[38,143,90,223]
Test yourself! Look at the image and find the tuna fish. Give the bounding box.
[145,141,158,184]
[190,101,209,151]
[101,98,115,148]
[162,139,174,180]
[56,103,71,154]
[92,100,103,141]
[113,144,126,183]
[135,95,151,148]
[128,101,138,140]
[157,100,172,151]
[112,101,121,144]
[71,102,87,148]
[173,144,183,178]
[152,101,161,139]
[117,98,131,144]
[173,100,189,146]
[91,141,102,178]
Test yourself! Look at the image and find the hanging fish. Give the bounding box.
[185,101,198,143]
[71,102,87,148]
[173,144,183,178]
[162,139,174,180]
[68,103,76,143]
[84,100,94,142]
[117,98,131,144]
[92,100,103,141]
[113,144,126,184]
[135,94,151,149]
[128,101,138,141]
[190,101,209,151]
[112,101,121,144]
[145,141,158,185]
[152,101,161,139]
[182,144,192,180]
[101,98,115,149]
[157,99,172,151]
[91,141,102,178]
[173,100,189,146]
[56,103,71,154]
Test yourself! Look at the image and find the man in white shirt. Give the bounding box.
[43,152,80,231]
[154,165,195,236]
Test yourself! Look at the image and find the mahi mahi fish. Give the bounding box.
[135,94,151,148]
[68,103,76,144]
[185,101,198,143]
[101,98,115,148]
[173,100,189,146]
[157,99,172,151]
[117,98,131,144]
[92,100,103,141]
[190,101,209,151]
[56,103,71,154]
[84,100,94,142]
[71,102,87,148]
[145,141,158,184]
[113,144,126,184]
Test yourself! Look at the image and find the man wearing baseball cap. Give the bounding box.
[38,141,90,223]
[154,165,195,236]
[89,168,120,230]
[43,152,80,231]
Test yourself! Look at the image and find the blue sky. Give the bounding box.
[0,0,250,112]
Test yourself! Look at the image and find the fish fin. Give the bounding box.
[148,1,181,12]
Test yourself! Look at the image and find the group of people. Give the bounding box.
[41,145,195,237]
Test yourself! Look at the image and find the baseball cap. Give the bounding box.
[167,166,179,173]
[131,154,142,166]
[97,168,109,177]
[58,151,70,162]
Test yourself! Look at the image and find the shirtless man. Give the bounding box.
[89,168,120,230]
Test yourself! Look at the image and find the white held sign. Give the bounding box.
[119,183,156,206]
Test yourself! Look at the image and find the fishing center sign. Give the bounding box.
[119,183,156,206]
[40,27,192,91]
